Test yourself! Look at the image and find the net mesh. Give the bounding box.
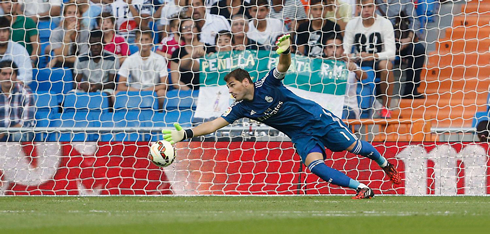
[0,0,488,195]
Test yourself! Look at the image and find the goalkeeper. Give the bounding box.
[163,34,400,199]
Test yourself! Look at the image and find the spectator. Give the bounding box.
[0,60,35,142]
[210,0,251,23]
[157,0,189,39]
[49,1,90,68]
[156,17,183,62]
[99,12,130,64]
[296,0,341,57]
[230,14,261,50]
[190,0,231,45]
[376,0,425,99]
[324,0,352,31]
[117,28,169,108]
[17,0,61,22]
[323,34,367,119]
[215,30,233,52]
[247,0,286,50]
[109,0,153,43]
[343,0,395,118]
[476,120,490,142]
[0,16,32,84]
[1,0,40,66]
[170,18,209,90]
[77,0,102,30]
[269,0,307,32]
[97,0,115,13]
[74,30,118,96]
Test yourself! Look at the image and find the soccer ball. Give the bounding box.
[149,140,176,167]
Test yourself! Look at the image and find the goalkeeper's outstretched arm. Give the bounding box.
[162,117,230,144]
[276,34,292,73]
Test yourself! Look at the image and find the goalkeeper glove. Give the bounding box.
[162,123,194,144]
[276,34,291,55]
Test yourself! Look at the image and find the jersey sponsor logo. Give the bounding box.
[265,96,273,103]
[258,101,283,122]
[250,110,256,115]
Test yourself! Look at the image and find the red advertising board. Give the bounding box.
[0,142,488,195]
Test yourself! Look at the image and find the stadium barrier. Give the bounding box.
[0,141,488,196]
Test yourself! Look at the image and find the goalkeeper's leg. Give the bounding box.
[347,140,401,184]
[305,146,374,199]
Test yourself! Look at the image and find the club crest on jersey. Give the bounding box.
[265,96,273,103]
[250,110,256,115]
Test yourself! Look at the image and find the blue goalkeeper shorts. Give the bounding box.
[293,112,357,163]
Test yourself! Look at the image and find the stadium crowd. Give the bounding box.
[0,0,427,141]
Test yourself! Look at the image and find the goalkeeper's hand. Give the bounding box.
[162,123,185,144]
[276,34,291,55]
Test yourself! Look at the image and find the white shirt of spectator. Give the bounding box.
[74,51,120,85]
[199,13,231,45]
[343,15,396,60]
[344,67,360,119]
[247,18,286,49]
[18,0,62,17]
[118,51,168,90]
[1,41,32,85]
[268,0,307,31]
[158,0,185,26]
[110,0,152,31]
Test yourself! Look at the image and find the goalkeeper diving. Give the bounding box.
[163,34,401,199]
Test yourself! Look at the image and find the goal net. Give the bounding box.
[0,0,488,196]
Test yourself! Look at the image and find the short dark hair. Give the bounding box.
[476,120,490,142]
[0,60,19,76]
[249,0,269,8]
[215,30,232,45]
[310,0,325,5]
[98,12,116,28]
[357,0,375,4]
[135,26,153,40]
[90,30,103,41]
[0,16,10,30]
[323,33,343,44]
[224,68,253,83]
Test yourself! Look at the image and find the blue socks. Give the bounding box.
[350,140,388,167]
[309,159,362,189]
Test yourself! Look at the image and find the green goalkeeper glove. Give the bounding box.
[162,123,184,144]
[276,34,291,55]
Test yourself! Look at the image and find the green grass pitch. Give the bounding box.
[0,196,488,234]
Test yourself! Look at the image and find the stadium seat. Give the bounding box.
[129,44,139,54]
[357,67,376,118]
[47,112,99,142]
[30,68,74,104]
[416,0,438,29]
[63,92,110,121]
[38,20,57,43]
[114,90,159,125]
[33,91,58,141]
[144,110,194,141]
[148,21,161,45]
[98,112,145,142]
[472,111,490,128]
[487,92,490,112]
[164,89,199,110]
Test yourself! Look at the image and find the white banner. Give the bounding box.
[194,86,344,119]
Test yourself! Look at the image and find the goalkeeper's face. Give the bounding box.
[226,77,252,101]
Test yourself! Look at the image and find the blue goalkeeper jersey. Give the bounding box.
[221,68,338,141]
